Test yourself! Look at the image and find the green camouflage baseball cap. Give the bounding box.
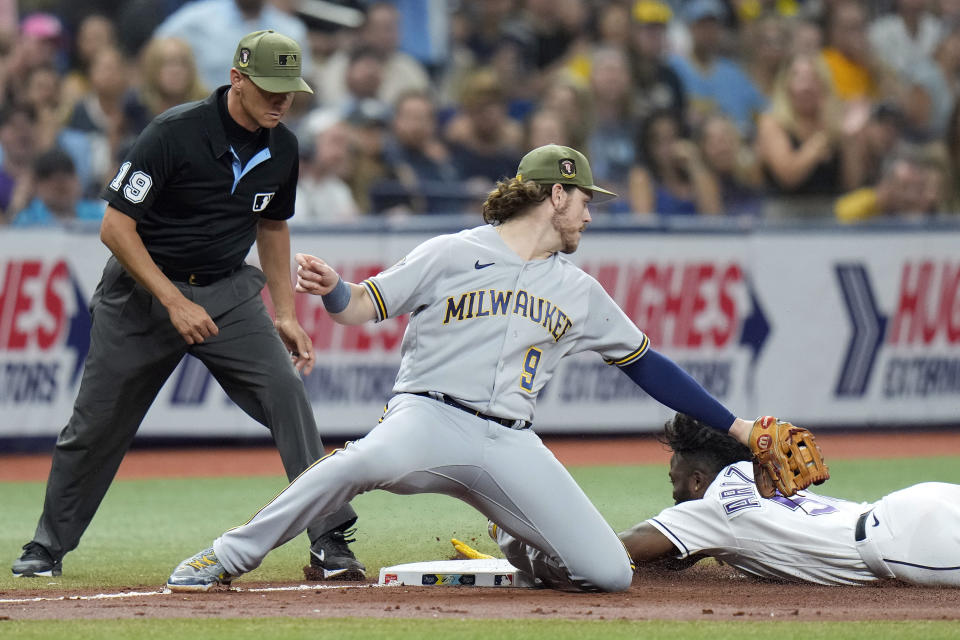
[233,30,313,94]
[515,144,617,202]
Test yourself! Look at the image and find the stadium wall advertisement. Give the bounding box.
[2,222,959,439]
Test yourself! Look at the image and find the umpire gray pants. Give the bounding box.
[32,257,356,560]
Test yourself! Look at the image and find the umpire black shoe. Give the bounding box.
[12,542,62,578]
[304,526,366,581]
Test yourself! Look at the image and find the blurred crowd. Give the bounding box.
[1,0,960,228]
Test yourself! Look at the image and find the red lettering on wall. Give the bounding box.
[715,264,740,346]
[8,261,40,349]
[296,294,337,351]
[39,261,68,349]
[619,261,743,349]
[0,261,19,350]
[624,264,669,346]
[591,263,621,298]
[942,263,960,343]
[890,261,960,345]
[0,259,70,351]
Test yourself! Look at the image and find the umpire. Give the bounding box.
[12,30,364,581]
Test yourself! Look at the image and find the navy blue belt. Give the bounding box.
[410,392,531,430]
[160,264,242,286]
[854,509,872,542]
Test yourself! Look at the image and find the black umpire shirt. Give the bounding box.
[100,86,299,275]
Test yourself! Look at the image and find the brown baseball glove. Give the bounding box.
[749,416,829,498]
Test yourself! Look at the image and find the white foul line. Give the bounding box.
[0,590,164,604]
[0,583,366,604]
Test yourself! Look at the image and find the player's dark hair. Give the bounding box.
[482,177,575,224]
[660,413,752,474]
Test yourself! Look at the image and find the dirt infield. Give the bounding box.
[5,430,960,482]
[2,431,959,621]
[2,565,959,622]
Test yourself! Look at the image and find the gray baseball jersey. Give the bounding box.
[648,461,960,586]
[208,224,648,592]
[362,224,649,421]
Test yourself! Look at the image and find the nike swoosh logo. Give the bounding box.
[872,514,879,527]
[474,260,495,269]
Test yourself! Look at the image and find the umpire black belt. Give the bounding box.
[410,391,531,430]
[160,264,242,286]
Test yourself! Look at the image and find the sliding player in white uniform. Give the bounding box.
[167,145,798,592]
[619,413,960,586]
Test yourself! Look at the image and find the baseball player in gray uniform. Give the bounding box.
[167,144,775,592]
[618,413,960,587]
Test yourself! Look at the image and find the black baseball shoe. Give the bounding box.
[12,542,62,578]
[304,526,366,581]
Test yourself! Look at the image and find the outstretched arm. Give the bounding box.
[619,522,703,570]
[624,352,828,497]
[620,349,753,445]
[619,522,676,563]
[295,253,377,325]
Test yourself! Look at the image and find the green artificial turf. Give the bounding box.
[3,618,960,640]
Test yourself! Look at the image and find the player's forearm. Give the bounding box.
[294,252,378,324]
[257,219,297,321]
[100,205,184,308]
[327,283,377,325]
[618,522,678,563]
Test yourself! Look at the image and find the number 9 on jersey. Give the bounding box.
[520,347,542,392]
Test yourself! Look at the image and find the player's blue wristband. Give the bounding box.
[620,349,737,432]
[321,278,351,314]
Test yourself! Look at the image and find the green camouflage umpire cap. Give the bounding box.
[515,144,617,202]
[233,30,313,94]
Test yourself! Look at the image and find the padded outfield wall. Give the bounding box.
[1,217,959,441]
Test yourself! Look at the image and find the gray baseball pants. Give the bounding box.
[212,393,633,592]
[31,256,356,560]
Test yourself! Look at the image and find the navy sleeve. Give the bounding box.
[619,349,737,432]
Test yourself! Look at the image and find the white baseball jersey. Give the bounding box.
[361,224,649,421]
[648,461,960,586]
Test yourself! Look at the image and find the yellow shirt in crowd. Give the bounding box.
[822,48,878,100]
